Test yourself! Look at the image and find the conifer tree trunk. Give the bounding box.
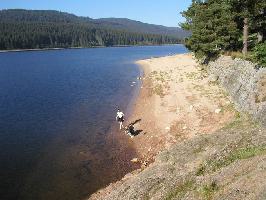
[242,17,248,55]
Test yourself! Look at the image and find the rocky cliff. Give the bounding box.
[208,56,266,126]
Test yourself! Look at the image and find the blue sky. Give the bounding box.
[0,0,192,27]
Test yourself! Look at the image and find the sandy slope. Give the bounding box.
[127,53,234,164]
[88,53,236,199]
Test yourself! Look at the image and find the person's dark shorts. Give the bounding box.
[118,117,124,122]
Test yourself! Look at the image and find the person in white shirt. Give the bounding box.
[116,109,125,130]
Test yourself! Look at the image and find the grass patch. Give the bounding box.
[185,71,198,79]
[193,84,205,92]
[150,70,171,97]
[196,146,266,176]
[150,71,171,83]
[224,119,241,129]
[164,180,195,200]
[210,146,266,172]
[199,181,219,200]
[150,71,158,75]
[223,51,253,61]
[224,110,245,129]
[195,164,206,176]
[219,102,237,115]
[224,113,260,130]
[153,84,165,97]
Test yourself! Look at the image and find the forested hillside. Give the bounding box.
[181,0,266,67]
[0,9,188,50]
[93,18,189,38]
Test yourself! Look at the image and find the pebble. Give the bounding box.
[131,158,139,163]
[215,108,222,113]
[142,161,148,167]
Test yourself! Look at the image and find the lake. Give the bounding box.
[0,45,188,200]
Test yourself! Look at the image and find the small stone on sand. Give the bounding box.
[131,158,138,163]
[215,108,222,113]
[165,127,170,130]
[142,161,148,167]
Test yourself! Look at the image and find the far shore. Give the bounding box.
[0,46,103,53]
[0,43,183,53]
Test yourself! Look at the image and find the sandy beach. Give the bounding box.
[127,53,235,165]
[89,53,236,199]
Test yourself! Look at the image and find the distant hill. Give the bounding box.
[0,9,190,50]
[93,18,189,38]
[0,9,189,38]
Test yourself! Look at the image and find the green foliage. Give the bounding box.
[200,181,219,200]
[164,180,195,200]
[0,9,182,50]
[196,146,266,176]
[195,164,206,176]
[230,0,266,31]
[180,0,239,60]
[181,0,266,65]
[208,146,266,173]
[253,42,266,67]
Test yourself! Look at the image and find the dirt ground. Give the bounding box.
[127,53,235,165]
[88,53,238,199]
[88,53,266,200]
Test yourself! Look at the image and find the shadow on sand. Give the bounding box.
[125,119,143,137]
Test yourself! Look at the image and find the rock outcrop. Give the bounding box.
[208,56,266,126]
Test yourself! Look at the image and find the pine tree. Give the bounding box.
[229,0,266,54]
[181,0,239,60]
[251,0,266,43]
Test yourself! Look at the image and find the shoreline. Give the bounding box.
[128,53,235,163]
[0,44,183,53]
[89,53,236,199]
[0,46,104,53]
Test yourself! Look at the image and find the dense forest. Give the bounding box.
[0,9,187,50]
[181,0,266,67]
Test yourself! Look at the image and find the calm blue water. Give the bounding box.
[0,45,188,200]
